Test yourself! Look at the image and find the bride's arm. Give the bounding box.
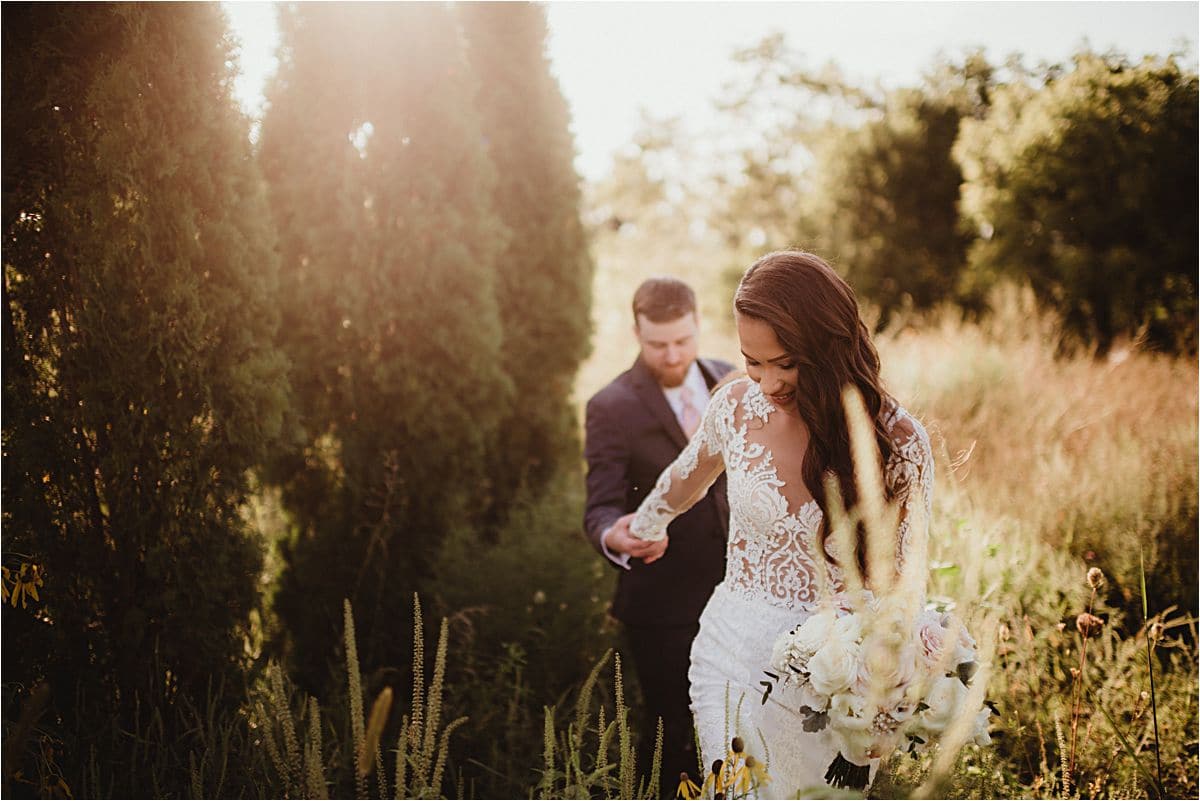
[886,411,935,586]
[629,383,732,542]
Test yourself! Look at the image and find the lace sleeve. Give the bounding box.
[885,409,934,577]
[629,383,732,541]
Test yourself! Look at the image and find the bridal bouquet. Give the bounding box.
[761,599,993,790]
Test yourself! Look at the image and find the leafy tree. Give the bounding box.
[2,0,289,783]
[258,3,511,690]
[955,51,1198,352]
[707,36,999,321]
[458,3,594,525]
[708,33,882,254]
[798,53,997,321]
[585,111,706,241]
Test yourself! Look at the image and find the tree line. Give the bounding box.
[599,39,1198,353]
[3,3,592,792]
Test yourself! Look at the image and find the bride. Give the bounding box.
[608,251,934,796]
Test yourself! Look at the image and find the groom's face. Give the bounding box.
[635,312,699,388]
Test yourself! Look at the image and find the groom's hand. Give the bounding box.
[606,514,670,564]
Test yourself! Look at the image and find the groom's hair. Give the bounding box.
[632,277,696,324]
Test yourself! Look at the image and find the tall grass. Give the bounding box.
[570,232,1196,798]
[251,596,468,799]
[10,234,1194,798]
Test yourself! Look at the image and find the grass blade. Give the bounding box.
[1139,549,1164,795]
[1087,685,1161,798]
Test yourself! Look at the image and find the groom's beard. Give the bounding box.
[651,362,690,388]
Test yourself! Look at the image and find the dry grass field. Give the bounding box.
[571,226,1198,798]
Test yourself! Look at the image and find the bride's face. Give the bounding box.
[736,313,799,413]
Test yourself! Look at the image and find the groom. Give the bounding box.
[583,276,732,794]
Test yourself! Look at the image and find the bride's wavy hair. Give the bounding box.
[734,250,895,569]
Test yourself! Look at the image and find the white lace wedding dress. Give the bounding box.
[631,377,934,797]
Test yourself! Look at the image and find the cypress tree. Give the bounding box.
[2,0,289,768]
[259,3,511,689]
[458,2,594,524]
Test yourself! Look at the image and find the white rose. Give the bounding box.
[809,641,860,697]
[794,609,838,656]
[831,613,864,644]
[918,674,968,734]
[794,680,830,713]
[828,692,870,732]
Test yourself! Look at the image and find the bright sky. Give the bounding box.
[223,1,1198,181]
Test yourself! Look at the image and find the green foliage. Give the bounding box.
[458,3,595,526]
[534,649,664,800]
[799,53,997,322]
[956,51,1199,352]
[2,2,288,790]
[704,40,1004,322]
[426,474,618,797]
[258,3,512,692]
[708,32,879,255]
[253,598,467,799]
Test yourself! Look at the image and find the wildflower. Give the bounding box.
[731,760,751,795]
[745,755,772,788]
[1076,613,1104,638]
[730,736,744,755]
[676,771,701,800]
[702,759,726,797]
[731,753,766,795]
[1086,567,1105,590]
[2,564,44,609]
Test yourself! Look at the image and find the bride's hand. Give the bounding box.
[637,535,669,564]
[606,514,670,563]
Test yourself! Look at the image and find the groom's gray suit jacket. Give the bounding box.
[583,355,732,627]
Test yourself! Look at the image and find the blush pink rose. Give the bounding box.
[918,619,948,665]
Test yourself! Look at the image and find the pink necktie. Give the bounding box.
[679,385,701,438]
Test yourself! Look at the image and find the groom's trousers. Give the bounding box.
[625,622,701,798]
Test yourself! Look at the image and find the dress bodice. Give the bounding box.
[631,377,934,609]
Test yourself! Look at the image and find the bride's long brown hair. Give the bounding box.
[734,250,895,567]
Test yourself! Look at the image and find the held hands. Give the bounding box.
[606,513,669,564]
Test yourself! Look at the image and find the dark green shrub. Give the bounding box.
[2,2,288,791]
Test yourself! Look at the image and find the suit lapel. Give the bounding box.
[630,358,689,451]
[696,358,726,390]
